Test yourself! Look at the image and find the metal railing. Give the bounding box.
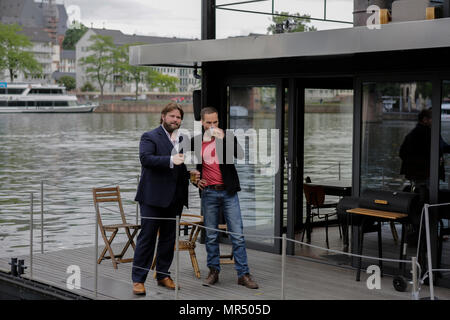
[19,175,446,300]
[418,203,450,300]
[25,175,141,282]
[304,161,350,180]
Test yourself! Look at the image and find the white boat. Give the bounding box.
[0,83,97,113]
[230,105,249,117]
[442,103,450,121]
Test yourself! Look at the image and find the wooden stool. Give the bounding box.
[347,208,408,281]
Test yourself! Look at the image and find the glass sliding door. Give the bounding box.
[437,80,450,270]
[303,88,353,184]
[360,81,432,193]
[439,80,450,192]
[303,88,353,226]
[228,84,281,251]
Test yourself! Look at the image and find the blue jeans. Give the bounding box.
[201,188,250,277]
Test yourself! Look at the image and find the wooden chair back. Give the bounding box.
[92,186,127,226]
[303,183,326,207]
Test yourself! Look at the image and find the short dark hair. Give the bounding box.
[160,102,184,124]
[200,107,218,120]
[418,108,432,122]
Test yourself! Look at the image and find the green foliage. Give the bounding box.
[62,23,88,50]
[79,34,116,99]
[81,81,95,92]
[115,43,151,98]
[0,23,42,82]
[57,75,76,91]
[267,11,316,34]
[147,69,178,92]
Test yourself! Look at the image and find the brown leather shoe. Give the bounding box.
[203,267,219,286]
[132,282,146,295]
[157,277,179,290]
[238,274,259,289]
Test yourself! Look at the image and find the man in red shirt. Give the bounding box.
[194,107,258,289]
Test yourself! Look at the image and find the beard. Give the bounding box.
[163,120,180,133]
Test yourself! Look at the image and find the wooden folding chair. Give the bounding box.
[93,186,141,269]
[151,213,203,278]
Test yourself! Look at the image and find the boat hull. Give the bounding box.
[0,105,97,113]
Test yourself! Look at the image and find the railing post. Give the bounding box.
[30,192,34,279]
[95,203,99,297]
[424,204,435,300]
[136,174,140,225]
[281,234,286,300]
[175,215,180,300]
[411,256,419,300]
[338,161,341,181]
[40,180,44,254]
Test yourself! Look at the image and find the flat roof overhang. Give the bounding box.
[130,18,450,68]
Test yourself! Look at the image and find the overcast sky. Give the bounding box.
[59,0,353,39]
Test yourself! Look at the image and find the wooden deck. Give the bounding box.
[1,239,449,300]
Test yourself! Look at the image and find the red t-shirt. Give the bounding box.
[202,138,224,186]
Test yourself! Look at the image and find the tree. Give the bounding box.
[79,34,116,100]
[267,11,317,34]
[0,23,42,82]
[146,69,178,93]
[57,75,76,91]
[62,23,88,50]
[81,81,95,92]
[115,43,150,99]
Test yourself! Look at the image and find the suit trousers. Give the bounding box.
[132,200,183,282]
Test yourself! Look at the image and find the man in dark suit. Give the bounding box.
[132,102,199,295]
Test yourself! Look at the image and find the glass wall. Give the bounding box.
[360,81,432,193]
[303,88,353,225]
[228,85,278,247]
[439,81,450,191]
[438,80,450,269]
[304,88,353,183]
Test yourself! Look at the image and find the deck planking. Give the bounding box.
[1,239,450,300]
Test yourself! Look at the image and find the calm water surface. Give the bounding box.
[0,113,202,257]
[0,112,353,257]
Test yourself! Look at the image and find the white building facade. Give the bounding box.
[76,28,200,93]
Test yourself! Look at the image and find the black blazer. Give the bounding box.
[135,125,189,208]
[191,131,244,195]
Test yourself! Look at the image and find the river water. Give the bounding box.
[0,112,353,257]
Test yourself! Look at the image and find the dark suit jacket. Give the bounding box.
[191,131,244,195]
[399,123,450,181]
[135,125,189,208]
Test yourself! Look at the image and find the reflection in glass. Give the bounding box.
[438,80,450,270]
[439,81,450,191]
[228,86,277,246]
[283,87,288,230]
[303,88,353,222]
[361,82,432,193]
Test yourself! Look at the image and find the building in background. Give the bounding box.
[76,28,200,93]
[52,49,76,84]
[0,0,67,83]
